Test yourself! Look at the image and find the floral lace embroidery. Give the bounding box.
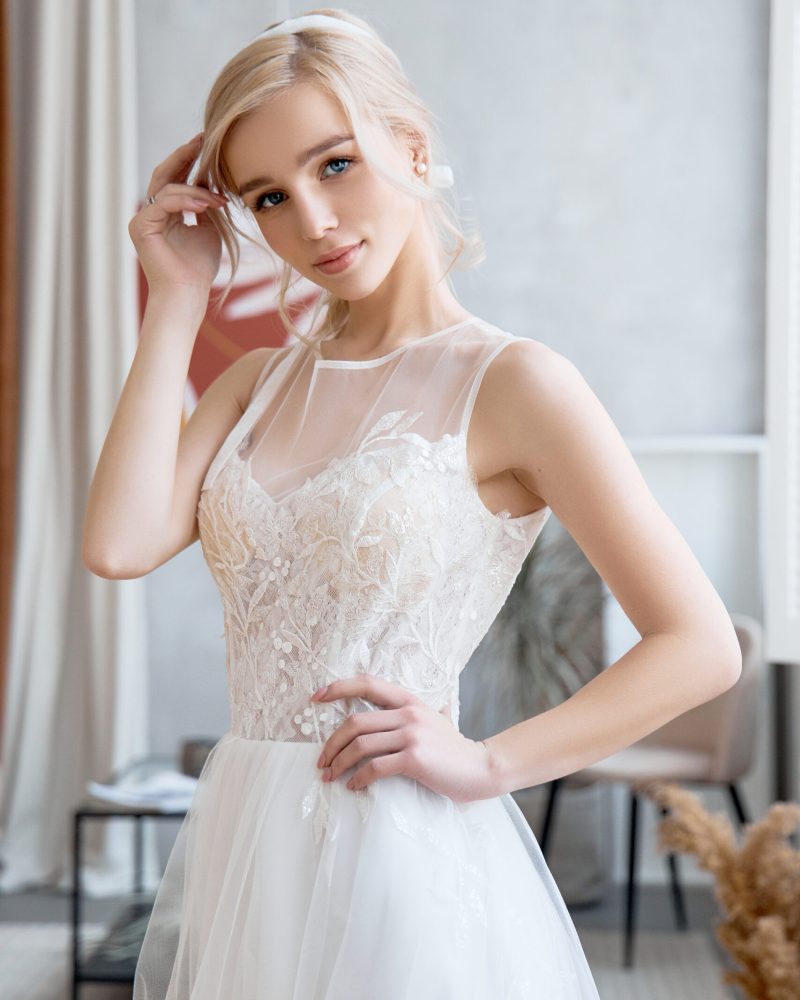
[197,409,549,843]
[300,767,375,844]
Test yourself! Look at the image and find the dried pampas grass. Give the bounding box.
[637,779,800,1000]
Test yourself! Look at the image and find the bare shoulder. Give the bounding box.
[475,333,641,514]
[146,345,288,572]
[178,344,286,480]
[475,335,741,675]
[226,345,282,411]
[471,336,589,477]
[483,336,583,409]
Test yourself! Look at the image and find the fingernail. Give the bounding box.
[312,685,328,700]
[317,752,325,767]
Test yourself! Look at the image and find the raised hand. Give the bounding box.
[128,132,227,296]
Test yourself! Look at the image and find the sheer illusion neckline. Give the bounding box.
[312,316,476,368]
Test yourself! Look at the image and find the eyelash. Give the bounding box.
[252,156,356,214]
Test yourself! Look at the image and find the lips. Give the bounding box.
[314,242,361,266]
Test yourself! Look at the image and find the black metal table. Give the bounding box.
[71,754,189,1000]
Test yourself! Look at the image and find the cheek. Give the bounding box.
[255,219,294,259]
[364,173,402,212]
[358,175,416,236]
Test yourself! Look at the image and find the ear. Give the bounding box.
[397,125,428,173]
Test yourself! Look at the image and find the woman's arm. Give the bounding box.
[474,340,742,797]
[81,287,272,579]
[82,289,203,577]
[82,129,291,580]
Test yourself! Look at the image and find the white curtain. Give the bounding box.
[0,0,156,894]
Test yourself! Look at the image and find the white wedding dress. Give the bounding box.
[132,316,601,999]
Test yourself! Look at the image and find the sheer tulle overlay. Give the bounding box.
[133,733,599,998]
[132,318,601,998]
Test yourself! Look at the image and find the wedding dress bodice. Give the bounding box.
[197,317,550,750]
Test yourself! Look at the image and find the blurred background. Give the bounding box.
[0,1,797,997]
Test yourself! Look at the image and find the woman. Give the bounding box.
[84,9,742,998]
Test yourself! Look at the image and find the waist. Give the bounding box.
[228,689,458,741]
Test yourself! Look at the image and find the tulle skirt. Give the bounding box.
[132,731,600,999]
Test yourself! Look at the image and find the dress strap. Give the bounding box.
[201,342,302,493]
[457,337,517,439]
[248,343,298,402]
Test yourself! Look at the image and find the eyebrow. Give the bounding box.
[236,133,355,197]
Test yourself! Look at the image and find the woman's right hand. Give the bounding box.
[128,133,228,298]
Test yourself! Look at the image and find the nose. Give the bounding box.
[295,189,337,242]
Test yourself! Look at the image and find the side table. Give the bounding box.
[71,754,189,1000]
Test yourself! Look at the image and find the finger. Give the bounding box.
[129,193,223,240]
[140,186,227,218]
[173,157,196,184]
[174,136,207,183]
[145,180,227,204]
[312,673,417,711]
[348,750,409,790]
[148,133,206,190]
[325,730,405,783]
[319,707,409,769]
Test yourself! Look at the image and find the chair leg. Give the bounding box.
[659,804,689,931]
[539,779,561,860]
[623,788,639,968]
[727,783,750,827]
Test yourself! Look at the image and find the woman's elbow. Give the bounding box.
[702,619,744,697]
[82,546,150,579]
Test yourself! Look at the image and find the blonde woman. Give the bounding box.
[84,8,742,997]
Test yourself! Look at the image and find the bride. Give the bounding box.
[84,9,742,998]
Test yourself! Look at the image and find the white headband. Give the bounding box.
[253,13,454,188]
[256,14,373,42]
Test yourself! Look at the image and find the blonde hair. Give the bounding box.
[195,7,484,348]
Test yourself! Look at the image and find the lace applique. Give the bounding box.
[200,418,540,719]
[197,404,549,840]
[389,800,489,949]
[300,769,376,844]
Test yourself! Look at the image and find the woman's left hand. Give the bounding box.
[312,673,497,803]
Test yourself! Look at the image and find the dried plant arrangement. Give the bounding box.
[637,779,800,1000]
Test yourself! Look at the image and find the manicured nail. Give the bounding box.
[312,685,328,700]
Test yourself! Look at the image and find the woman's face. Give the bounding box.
[223,82,423,299]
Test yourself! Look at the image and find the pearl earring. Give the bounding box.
[412,159,454,188]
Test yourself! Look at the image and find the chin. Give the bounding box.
[320,266,388,300]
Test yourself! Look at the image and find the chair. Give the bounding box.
[537,612,764,968]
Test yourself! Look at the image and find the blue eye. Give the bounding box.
[253,156,355,214]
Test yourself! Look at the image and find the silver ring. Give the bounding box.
[145,194,157,206]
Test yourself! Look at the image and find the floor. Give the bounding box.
[0,881,741,998]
